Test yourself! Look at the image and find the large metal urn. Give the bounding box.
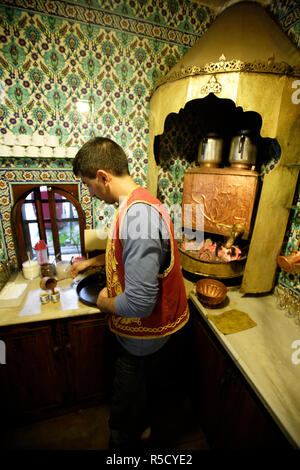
[197,132,223,167]
[229,130,257,169]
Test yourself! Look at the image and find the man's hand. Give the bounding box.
[99,287,108,298]
[96,287,117,314]
[70,259,91,278]
[70,253,106,278]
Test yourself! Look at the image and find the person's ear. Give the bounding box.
[96,169,111,185]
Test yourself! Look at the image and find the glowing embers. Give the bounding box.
[182,234,243,262]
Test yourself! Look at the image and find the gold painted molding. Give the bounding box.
[152,54,300,95]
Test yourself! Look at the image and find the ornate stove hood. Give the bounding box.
[153,1,300,93]
[147,2,300,294]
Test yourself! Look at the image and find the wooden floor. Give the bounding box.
[1,395,209,451]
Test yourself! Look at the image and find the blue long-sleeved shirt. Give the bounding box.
[114,203,171,356]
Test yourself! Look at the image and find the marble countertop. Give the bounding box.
[0,273,100,327]
[189,288,300,449]
[0,273,196,328]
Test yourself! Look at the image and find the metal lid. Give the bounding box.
[235,129,254,136]
[200,132,223,140]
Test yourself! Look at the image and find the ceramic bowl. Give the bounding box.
[31,135,44,146]
[40,146,53,157]
[4,134,16,146]
[196,278,227,306]
[27,145,40,157]
[12,145,25,156]
[53,147,65,158]
[47,135,59,147]
[66,147,78,158]
[0,145,12,156]
[18,135,31,146]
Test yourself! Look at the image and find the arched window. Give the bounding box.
[11,184,86,267]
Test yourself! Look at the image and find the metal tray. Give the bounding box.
[76,271,106,307]
[179,245,246,279]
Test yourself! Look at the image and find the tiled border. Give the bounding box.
[0,166,92,261]
[0,0,206,47]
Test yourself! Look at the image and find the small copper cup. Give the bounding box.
[40,277,57,292]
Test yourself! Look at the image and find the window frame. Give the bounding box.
[11,184,86,267]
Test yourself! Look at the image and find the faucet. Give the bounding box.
[225,224,245,249]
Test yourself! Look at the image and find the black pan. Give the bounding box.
[76,270,106,307]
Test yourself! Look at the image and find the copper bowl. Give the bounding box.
[196,278,227,306]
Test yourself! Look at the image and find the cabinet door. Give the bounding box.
[220,366,290,449]
[0,323,65,424]
[191,307,229,446]
[64,316,112,404]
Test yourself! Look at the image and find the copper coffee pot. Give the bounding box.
[277,241,300,274]
[277,253,300,274]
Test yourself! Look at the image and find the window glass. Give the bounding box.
[17,186,83,262]
[57,202,81,260]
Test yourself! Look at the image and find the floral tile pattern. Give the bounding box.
[0,1,214,262]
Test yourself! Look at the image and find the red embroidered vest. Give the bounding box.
[106,187,189,339]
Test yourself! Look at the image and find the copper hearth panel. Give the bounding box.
[182,168,259,238]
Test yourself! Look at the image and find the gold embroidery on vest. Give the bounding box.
[106,208,123,297]
[118,199,175,279]
[112,315,142,326]
[109,304,189,336]
[106,192,135,297]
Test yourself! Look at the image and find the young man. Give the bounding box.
[71,137,189,450]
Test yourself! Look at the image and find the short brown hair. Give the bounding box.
[73,137,130,178]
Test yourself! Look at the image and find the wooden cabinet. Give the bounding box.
[0,314,113,425]
[0,322,65,423]
[64,316,112,404]
[189,302,290,449]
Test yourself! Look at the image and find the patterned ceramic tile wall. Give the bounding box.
[0,0,214,262]
[269,0,300,48]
